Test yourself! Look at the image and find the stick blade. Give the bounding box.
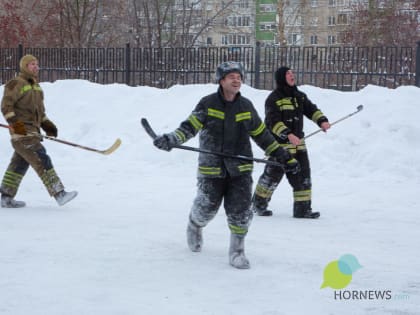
[357,104,363,111]
[100,138,122,155]
[140,118,157,139]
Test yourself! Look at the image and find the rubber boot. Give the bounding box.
[187,219,203,252]
[1,194,26,208]
[54,190,78,206]
[229,233,250,269]
[293,201,320,219]
[251,194,273,216]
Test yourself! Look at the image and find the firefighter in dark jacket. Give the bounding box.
[153,61,299,269]
[252,66,331,218]
[1,54,77,207]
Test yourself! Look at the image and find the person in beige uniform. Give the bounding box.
[1,54,77,208]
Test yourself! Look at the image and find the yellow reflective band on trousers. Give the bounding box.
[272,121,288,136]
[250,122,265,137]
[20,84,42,95]
[1,171,23,189]
[311,110,324,123]
[229,224,247,235]
[238,164,253,172]
[208,108,225,120]
[255,183,275,198]
[293,190,311,202]
[40,168,61,195]
[236,111,251,122]
[275,98,295,110]
[188,114,203,131]
[198,166,221,175]
[265,141,280,155]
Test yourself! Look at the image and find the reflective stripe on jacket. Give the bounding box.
[1,72,48,137]
[265,88,328,143]
[173,88,281,178]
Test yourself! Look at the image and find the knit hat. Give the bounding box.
[19,54,38,72]
[274,66,290,87]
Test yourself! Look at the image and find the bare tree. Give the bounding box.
[128,0,235,48]
[342,0,420,47]
[276,0,307,46]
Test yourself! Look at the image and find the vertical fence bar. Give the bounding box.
[125,43,131,86]
[254,42,261,89]
[416,41,420,87]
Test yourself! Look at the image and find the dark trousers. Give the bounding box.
[254,148,312,210]
[189,174,253,235]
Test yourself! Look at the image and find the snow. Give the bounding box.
[1,80,419,315]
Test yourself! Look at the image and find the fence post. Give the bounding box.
[254,41,261,89]
[17,44,23,73]
[125,42,131,86]
[416,41,420,87]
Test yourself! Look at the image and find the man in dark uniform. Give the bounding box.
[153,61,299,269]
[252,66,331,218]
[1,54,77,207]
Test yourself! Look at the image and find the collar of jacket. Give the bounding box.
[217,86,241,104]
[19,71,38,84]
[276,85,298,98]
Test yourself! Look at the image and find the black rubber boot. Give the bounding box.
[251,194,273,216]
[293,201,320,219]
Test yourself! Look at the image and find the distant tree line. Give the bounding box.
[0,0,419,48]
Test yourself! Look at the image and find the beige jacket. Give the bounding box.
[1,72,49,139]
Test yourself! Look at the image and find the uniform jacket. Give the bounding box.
[174,88,282,178]
[265,87,328,144]
[1,72,49,138]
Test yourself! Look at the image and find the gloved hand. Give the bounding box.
[284,157,300,174]
[273,147,300,174]
[41,120,58,137]
[11,120,27,135]
[153,133,178,151]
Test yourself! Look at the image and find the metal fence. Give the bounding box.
[0,43,418,91]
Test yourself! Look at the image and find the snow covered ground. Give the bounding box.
[0,80,419,315]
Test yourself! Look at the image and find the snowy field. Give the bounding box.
[1,80,419,315]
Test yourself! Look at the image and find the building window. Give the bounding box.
[310,17,319,26]
[328,35,336,44]
[328,16,336,26]
[225,16,251,27]
[259,22,276,31]
[329,0,336,6]
[337,13,348,25]
[221,34,251,45]
[236,0,250,9]
[287,33,302,45]
[311,0,318,7]
[259,4,276,12]
[207,37,212,45]
[310,35,318,45]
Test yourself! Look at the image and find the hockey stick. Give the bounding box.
[141,118,285,167]
[304,105,363,139]
[0,123,121,155]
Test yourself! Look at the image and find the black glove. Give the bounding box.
[11,120,27,135]
[273,147,300,174]
[284,157,300,174]
[153,133,178,151]
[41,120,58,137]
